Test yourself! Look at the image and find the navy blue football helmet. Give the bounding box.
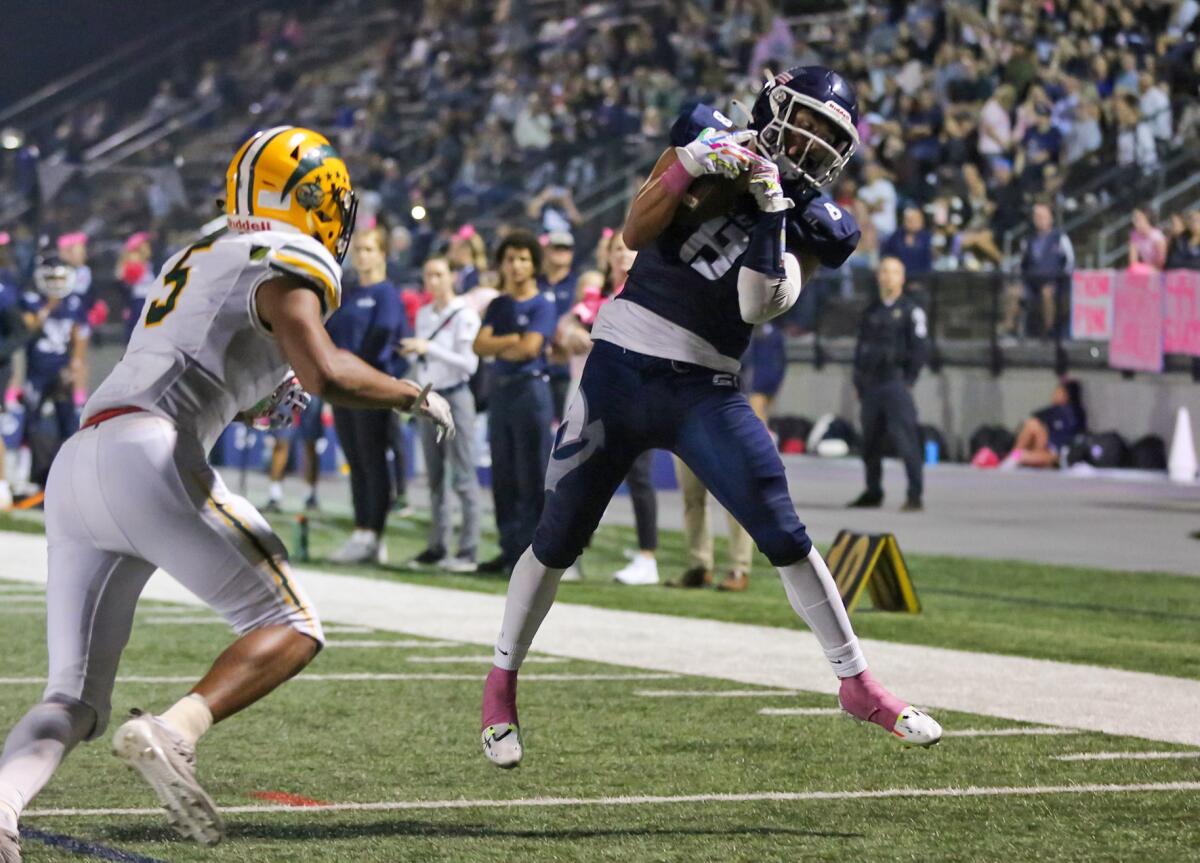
[750,66,860,189]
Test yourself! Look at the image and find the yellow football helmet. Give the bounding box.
[224,126,358,262]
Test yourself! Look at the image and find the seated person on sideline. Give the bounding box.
[1001,378,1086,469]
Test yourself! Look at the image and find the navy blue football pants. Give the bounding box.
[489,374,554,564]
[534,340,812,569]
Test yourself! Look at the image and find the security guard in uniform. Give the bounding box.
[848,256,928,512]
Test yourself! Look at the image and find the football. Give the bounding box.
[672,171,752,228]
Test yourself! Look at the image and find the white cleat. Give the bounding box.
[481,723,523,769]
[112,711,225,846]
[613,555,658,586]
[0,828,19,863]
[892,706,943,747]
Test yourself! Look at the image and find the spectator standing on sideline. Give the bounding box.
[1012,203,1075,338]
[116,233,155,342]
[57,233,91,299]
[327,225,409,564]
[400,256,483,572]
[539,231,579,421]
[848,256,928,513]
[1129,208,1167,271]
[262,398,325,513]
[669,456,755,592]
[473,231,556,574]
[880,207,934,280]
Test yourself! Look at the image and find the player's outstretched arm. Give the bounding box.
[257,277,421,410]
[622,149,683,251]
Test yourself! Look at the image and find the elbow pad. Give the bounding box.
[737,252,802,324]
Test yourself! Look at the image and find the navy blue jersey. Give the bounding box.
[483,291,557,377]
[0,280,22,372]
[21,291,87,384]
[325,279,408,375]
[539,271,579,319]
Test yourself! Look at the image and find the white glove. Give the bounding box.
[248,373,311,431]
[401,381,455,442]
[675,127,758,179]
[747,153,794,213]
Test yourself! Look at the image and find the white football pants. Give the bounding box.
[41,412,323,738]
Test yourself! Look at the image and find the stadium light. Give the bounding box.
[0,128,23,150]
[411,204,427,221]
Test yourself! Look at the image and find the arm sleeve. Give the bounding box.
[737,251,802,324]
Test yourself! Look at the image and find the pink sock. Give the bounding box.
[838,670,907,732]
[482,666,519,730]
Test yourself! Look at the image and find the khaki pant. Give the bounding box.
[674,456,754,573]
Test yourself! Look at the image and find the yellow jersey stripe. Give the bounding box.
[270,252,338,311]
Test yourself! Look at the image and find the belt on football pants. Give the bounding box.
[80,405,146,430]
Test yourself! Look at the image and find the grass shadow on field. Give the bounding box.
[101,820,864,844]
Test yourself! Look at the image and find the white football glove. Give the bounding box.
[747,153,794,213]
[248,372,311,431]
[675,127,759,179]
[401,381,455,442]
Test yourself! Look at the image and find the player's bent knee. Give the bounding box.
[756,527,813,569]
[531,525,585,571]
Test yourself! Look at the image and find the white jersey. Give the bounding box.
[85,227,342,451]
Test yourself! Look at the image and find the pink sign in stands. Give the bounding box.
[1163,269,1200,356]
[1109,268,1163,372]
[1070,270,1114,340]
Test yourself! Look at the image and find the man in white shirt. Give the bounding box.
[978,85,1016,166]
[857,161,897,238]
[1138,72,1172,145]
[400,256,483,571]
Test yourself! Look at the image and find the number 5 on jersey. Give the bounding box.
[144,236,219,327]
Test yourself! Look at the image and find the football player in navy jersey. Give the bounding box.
[480,67,943,768]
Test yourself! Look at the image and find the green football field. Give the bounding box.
[0,508,1198,861]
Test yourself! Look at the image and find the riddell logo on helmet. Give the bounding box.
[823,100,852,126]
[227,215,274,232]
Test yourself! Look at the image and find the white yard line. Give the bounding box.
[321,624,374,634]
[406,655,566,664]
[636,690,801,698]
[140,616,228,625]
[24,781,1200,819]
[326,639,461,649]
[942,727,1081,738]
[0,672,678,685]
[757,707,845,716]
[1053,751,1200,762]
[3,531,1199,746]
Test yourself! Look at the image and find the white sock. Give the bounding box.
[160,694,213,746]
[494,548,565,670]
[269,481,283,501]
[778,548,868,678]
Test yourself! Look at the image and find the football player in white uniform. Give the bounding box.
[0,126,453,860]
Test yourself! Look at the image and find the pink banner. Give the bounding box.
[1109,270,1164,372]
[1163,269,1200,356]
[1070,270,1114,340]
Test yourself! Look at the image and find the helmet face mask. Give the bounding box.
[752,67,860,189]
[34,256,76,299]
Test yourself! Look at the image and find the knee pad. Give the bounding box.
[531,519,586,571]
[25,695,100,745]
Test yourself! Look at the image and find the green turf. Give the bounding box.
[0,584,1196,862]
[3,509,1198,681]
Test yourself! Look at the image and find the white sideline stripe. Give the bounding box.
[322,624,374,634]
[0,606,44,614]
[3,531,1199,746]
[757,707,844,716]
[25,781,1200,818]
[944,727,1081,738]
[326,640,461,649]
[141,616,228,625]
[0,672,678,685]
[637,689,800,698]
[406,655,566,664]
[1053,751,1200,762]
